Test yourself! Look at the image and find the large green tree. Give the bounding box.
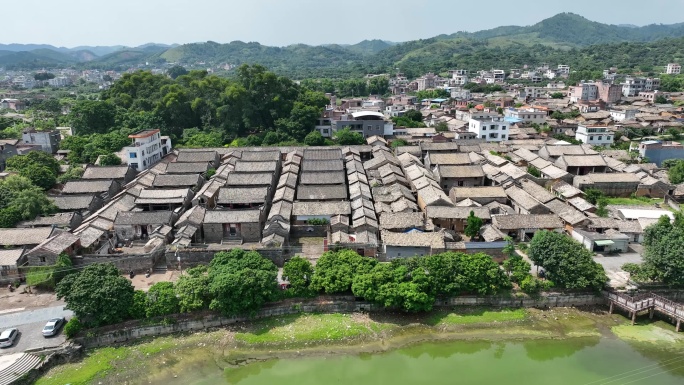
[528,231,607,291]
[283,257,314,297]
[310,249,377,294]
[56,263,135,327]
[69,100,118,135]
[639,213,684,286]
[208,249,279,316]
[145,282,180,318]
[334,128,365,145]
[175,266,211,313]
[464,211,484,239]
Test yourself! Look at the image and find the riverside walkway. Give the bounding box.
[607,292,684,331]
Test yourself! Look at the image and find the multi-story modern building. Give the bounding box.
[523,87,545,99]
[622,77,660,97]
[450,88,471,100]
[416,73,436,91]
[557,65,570,76]
[575,125,614,147]
[569,83,598,103]
[334,111,394,138]
[468,117,509,142]
[448,69,469,86]
[595,81,622,104]
[666,63,681,75]
[124,129,171,171]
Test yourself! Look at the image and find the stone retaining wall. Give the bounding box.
[75,292,608,348]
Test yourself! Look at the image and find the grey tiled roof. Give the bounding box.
[302,159,344,172]
[114,211,174,225]
[0,227,54,246]
[165,162,210,174]
[49,195,96,210]
[234,161,279,173]
[0,249,25,266]
[152,174,200,187]
[492,214,563,230]
[203,209,261,224]
[62,180,114,194]
[217,187,269,204]
[292,201,351,216]
[297,185,347,201]
[175,150,218,163]
[82,165,131,180]
[299,171,345,185]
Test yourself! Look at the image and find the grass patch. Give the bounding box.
[605,197,664,206]
[234,313,374,345]
[35,347,129,385]
[612,321,684,344]
[427,308,527,326]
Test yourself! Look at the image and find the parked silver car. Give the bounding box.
[0,328,18,348]
[42,317,66,337]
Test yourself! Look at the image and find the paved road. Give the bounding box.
[0,306,72,356]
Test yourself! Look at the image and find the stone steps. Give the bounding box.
[0,353,41,385]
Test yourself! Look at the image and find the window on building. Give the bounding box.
[501,135,506,139]
[607,136,611,140]
[39,257,46,263]
[590,136,594,141]
[598,136,603,140]
[482,127,486,131]
[129,153,137,158]
[481,135,486,139]
[323,129,329,134]
[502,126,507,130]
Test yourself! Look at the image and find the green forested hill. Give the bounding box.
[451,13,684,48]
[3,13,684,78]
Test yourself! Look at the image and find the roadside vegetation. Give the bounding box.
[56,238,608,337]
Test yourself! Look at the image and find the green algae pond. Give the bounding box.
[35,309,684,385]
[157,337,684,385]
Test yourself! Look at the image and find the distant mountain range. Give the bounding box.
[1,13,684,77]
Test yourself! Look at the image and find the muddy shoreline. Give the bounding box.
[34,306,684,385]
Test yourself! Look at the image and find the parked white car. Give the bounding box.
[0,328,18,348]
[42,318,65,337]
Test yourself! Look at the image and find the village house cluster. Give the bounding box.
[2,60,684,283]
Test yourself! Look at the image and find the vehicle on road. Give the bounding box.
[0,328,18,348]
[42,317,66,337]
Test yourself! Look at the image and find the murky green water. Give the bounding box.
[151,337,684,385]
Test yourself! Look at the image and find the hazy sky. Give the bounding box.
[4,0,684,47]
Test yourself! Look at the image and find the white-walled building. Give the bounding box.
[468,117,509,142]
[124,129,171,171]
[557,65,570,76]
[504,108,547,124]
[609,109,638,122]
[622,77,660,97]
[575,125,614,147]
[666,63,681,75]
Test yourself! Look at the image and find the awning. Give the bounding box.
[595,240,615,246]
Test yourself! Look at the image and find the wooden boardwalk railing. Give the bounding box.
[607,292,684,331]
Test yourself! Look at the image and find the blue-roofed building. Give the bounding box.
[638,140,684,166]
